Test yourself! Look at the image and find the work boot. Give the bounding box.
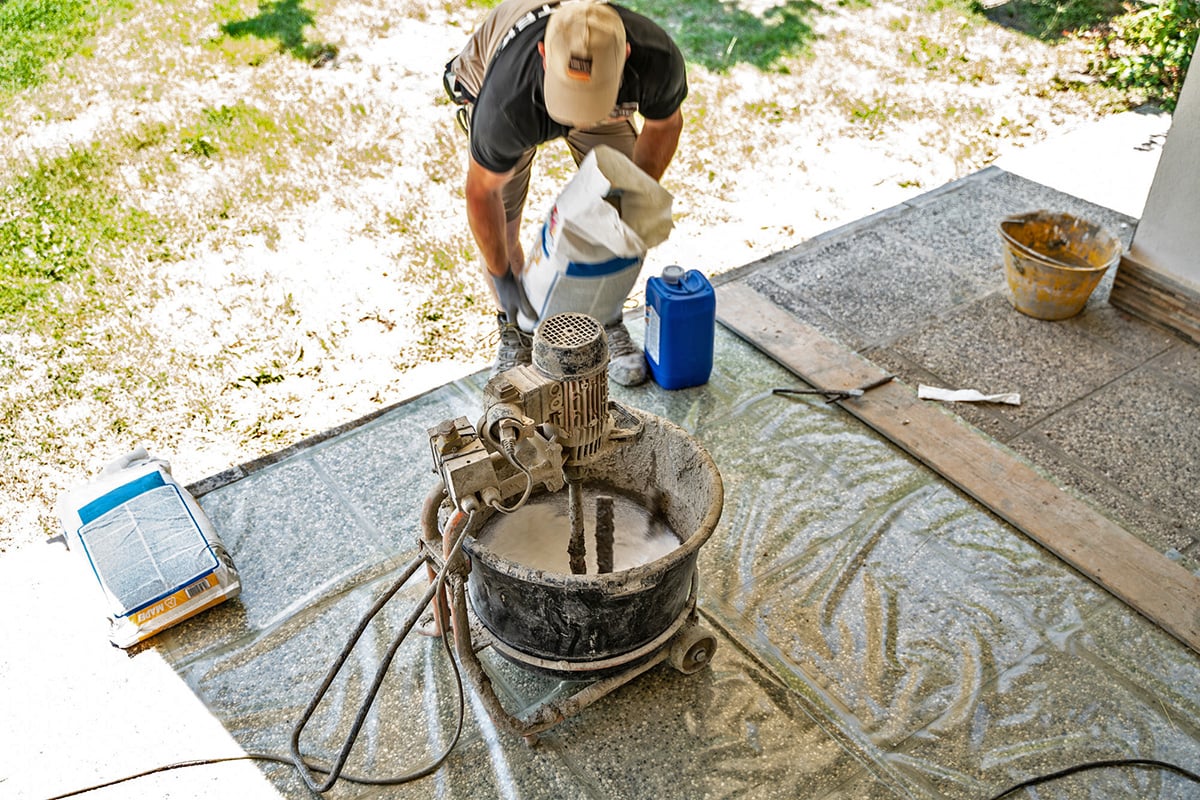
[492,312,532,375]
[604,321,646,387]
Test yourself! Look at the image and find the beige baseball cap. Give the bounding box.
[542,2,626,128]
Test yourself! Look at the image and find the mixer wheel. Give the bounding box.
[669,626,717,674]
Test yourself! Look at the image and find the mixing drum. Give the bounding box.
[457,407,721,676]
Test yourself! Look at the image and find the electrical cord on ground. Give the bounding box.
[44,749,430,799]
[290,510,475,792]
[985,757,1200,799]
[47,511,476,799]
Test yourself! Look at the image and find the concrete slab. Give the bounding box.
[0,542,284,800]
[744,226,989,351]
[1035,364,1200,534]
[724,154,1197,566]
[1002,433,1196,556]
[9,321,1197,800]
[876,169,1135,289]
[994,107,1172,218]
[736,168,1140,358]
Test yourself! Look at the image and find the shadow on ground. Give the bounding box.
[221,0,338,66]
[973,0,1125,42]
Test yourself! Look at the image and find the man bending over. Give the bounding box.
[444,0,686,385]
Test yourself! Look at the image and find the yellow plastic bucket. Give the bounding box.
[999,210,1122,320]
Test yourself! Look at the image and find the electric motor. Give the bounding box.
[532,313,611,466]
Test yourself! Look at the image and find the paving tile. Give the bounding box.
[745,227,987,350]
[311,388,477,550]
[349,736,592,800]
[702,478,1109,754]
[546,628,862,800]
[1068,304,1182,363]
[879,179,1017,288]
[693,396,924,599]
[816,768,931,799]
[1148,340,1200,396]
[1034,365,1200,536]
[1083,595,1200,725]
[190,456,399,635]
[1005,431,1198,554]
[888,293,1138,432]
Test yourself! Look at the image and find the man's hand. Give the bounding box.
[490,270,536,322]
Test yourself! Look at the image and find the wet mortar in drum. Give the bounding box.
[473,487,680,575]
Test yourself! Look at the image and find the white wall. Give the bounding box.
[1128,63,1200,287]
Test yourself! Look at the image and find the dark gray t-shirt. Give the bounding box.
[467,5,687,173]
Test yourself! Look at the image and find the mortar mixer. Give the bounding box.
[291,313,723,792]
[422,312,724,740]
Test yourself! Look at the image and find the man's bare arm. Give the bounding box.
[465,155,515,278]
[632,108,683,181]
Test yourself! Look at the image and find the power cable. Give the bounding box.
[985,757,1200,799]
[490,425,534,513]
[290,509,473,792]
[44,750,423,799]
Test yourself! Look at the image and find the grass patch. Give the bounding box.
[624,0,822,71]
[844,92,918,137]
[0,146,163,316]
[0,94,331,320]
[0,0,112,95]
[180,102,295,164]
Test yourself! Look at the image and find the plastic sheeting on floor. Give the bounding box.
[148,325,1200,799]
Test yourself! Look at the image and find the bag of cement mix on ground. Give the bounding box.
[56,447,241,648]
[518,145,674,330]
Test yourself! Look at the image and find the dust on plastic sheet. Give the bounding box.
[152,326,1200,799]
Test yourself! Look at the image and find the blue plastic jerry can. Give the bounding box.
[644,266,716,390]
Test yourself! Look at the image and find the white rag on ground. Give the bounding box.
[918,384,1021,405]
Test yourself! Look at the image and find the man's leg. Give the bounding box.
[564,119,647,387]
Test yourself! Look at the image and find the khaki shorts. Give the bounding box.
[501,118,638,222]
